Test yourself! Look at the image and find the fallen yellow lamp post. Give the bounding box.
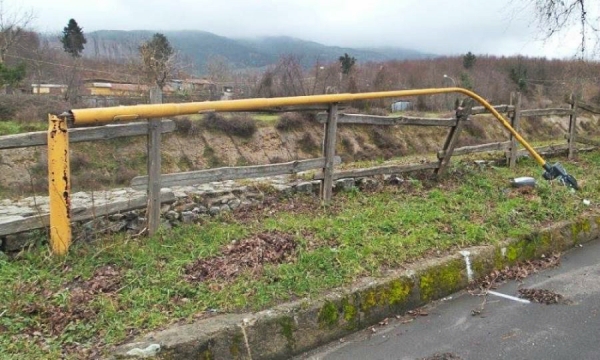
[68,87,578,189]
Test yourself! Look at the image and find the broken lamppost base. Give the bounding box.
[542,162,579,190]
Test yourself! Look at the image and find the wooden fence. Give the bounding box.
[0,92,598,242]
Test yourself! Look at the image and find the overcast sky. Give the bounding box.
[12,0,586,58]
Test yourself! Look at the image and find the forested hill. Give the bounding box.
[81,30,433,72]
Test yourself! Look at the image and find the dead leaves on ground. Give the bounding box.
[184,231,298,282]
[23,265,122,336]
[518,288,569,305]
[17,265,122,358]
[469,253,561,292]
[420,353,463,360]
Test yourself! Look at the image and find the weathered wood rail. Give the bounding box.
[0,120,176,150]
[130,157,342,190]
[0,92,598,242]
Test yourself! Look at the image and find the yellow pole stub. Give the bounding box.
[47,114,71,255]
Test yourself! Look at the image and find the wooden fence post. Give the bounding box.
[508,92,521,168]
[147,87,162,235]
[435,100,473,176]
[321,103,338,204]
[568,93,578,160]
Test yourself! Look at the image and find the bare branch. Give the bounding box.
[530,0,599,58]
[0,0,35,63]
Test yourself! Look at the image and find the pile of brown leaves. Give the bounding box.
[184,231,298,282]
[518,288,567,305]
[420,353,463,360]
[469,253,561,291]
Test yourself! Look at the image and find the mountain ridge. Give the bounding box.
[81,30,435,74]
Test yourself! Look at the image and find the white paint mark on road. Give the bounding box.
[488,290,531,304]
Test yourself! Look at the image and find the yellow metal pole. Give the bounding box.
[47,114,71,255]
[69,88,545,166]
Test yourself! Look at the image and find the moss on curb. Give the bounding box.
[229,332,244,359]
[572,218,592,242]
[318,301,339,329]
[419,259,465,302]
[279,316,297,351]
[341,296,359,330]
[388,278,413,305]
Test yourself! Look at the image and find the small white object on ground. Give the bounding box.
[125,344,161,358]
[583,199,591,206]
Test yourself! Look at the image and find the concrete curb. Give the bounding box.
[113,215,600,360]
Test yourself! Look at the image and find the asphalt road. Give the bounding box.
[298,239,600,360]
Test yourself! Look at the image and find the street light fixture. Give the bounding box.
[443,74,456,87]
[443,74,457,110]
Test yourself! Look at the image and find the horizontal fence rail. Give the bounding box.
[316,113,458,126]
[519,108,574,117]
[313,162,441,181]
[130,157,342,190]
[0,120,175,150]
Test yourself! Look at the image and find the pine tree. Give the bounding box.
[463,52,476,70]
[60,19,87,57]
[338,53,356,76]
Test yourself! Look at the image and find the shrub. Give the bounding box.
[0,95,70,123]
[270,156,286,164]
[298,132,319,154]
[203,145,224,168]
[174,117,193,136]
[371,127,397,149]
[236,156,251,166]
[355,134,366,147]
[463,119,487,139]
[114,165,137,185]
[275,112,306,131]
[203,112,257,138]
[580,121,593,133]
[341,136,354,154]
[0,101,16,121]
[70,152,91,173]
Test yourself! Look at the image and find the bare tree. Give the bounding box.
[529,0,599,57]
[274,55,307,97]
[0,0,34,64]
[206,54,232,83]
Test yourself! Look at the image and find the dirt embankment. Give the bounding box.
[1,113,599,198]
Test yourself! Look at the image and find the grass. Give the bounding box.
[0,121,46,136]
[252,113,280,123]
[1,152,600,358]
